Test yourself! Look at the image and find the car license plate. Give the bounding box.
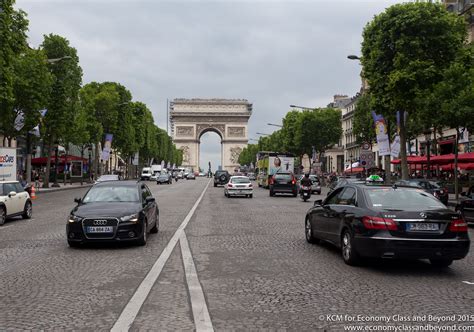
[303,193,308,196]
[407,223,439,231]
[87,226,114,233]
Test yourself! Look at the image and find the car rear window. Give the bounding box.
[364,188,445,211]
[275,174,292,180]
[232,177,250,184]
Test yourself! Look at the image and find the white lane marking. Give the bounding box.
[462,281,474,285]
[180,232,214,332]
[111,179,211,332]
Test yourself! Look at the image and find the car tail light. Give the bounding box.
[249,183,253,187]
[362,216,397,231]
[228,183,233,188]
[449,218,468,232]
[291,177,296,185]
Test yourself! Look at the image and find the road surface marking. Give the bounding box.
[462,281,474,285]
[180,231,214,332]
[111,179,211,332]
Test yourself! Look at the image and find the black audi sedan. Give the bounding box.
[305,184,470,267]
[67,181,159,247]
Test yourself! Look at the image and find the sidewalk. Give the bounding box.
[34,182,93,194]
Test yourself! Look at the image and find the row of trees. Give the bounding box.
[0,1,181,185]
[238,108,342,166]
[353,2,473,195]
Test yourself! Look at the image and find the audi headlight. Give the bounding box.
[120,214,139,223]
[68,215,82,223]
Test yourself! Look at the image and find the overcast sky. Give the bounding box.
[16,0,403,171]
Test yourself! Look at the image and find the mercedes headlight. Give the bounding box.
[120,214,139,223]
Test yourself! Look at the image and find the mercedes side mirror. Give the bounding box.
[313,199,323,206]
[74,197,82,204]
[145,196,156,204]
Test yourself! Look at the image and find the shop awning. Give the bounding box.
[32,155,88,165]
[391,152,474,165]
[439,163,474,171]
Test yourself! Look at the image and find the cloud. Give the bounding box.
[16,0,402,168]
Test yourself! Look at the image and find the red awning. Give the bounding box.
[440,163,474,171]
[31,155,88,165]
[392,152,474,165]
[391,156,428,165]
[343,167,365,174]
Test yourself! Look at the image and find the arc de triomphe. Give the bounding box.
[170,99,252,173]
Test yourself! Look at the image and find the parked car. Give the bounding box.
[199,172,206,177]
[394,179,449,205]
[457,186,474,224]
[157,173,172,184]
[247,173,256,181]
[269,172,297,197]
[140,167,152,181]
[186,173,196,180]
[305,184,470,267]
[224,176,253,198]
[95,174,120,184]
[150,173,158,181]
[0,181,33,226]
[298,175,321,195]
[327,176,365,196]
[67,181,159,247]
[214,170,230,187]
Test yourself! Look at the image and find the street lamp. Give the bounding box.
[423,129,432,179]
[46,56,72,64]
[52,143,60,188]
[290,104,314,111]
[249,138,259,142]
[350,153,353,174]
[256,132,270,136]
[267,123,283,128]
[347,55,362,61]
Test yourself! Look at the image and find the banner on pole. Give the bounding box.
[371,111,391,156]
[391,135,401,158]
[101,134,113,161]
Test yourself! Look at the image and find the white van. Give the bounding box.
[141,167,152,181]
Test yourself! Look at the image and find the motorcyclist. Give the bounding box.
[300,173,313,188]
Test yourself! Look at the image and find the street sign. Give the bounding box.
[360,143,375,169]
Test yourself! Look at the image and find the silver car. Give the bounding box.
[224,176,253,198]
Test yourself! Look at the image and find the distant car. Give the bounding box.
[157,173,172,184]
[95,174,120,184]
[150,173,158,181]
[214,170,230,187]
[67,181,159,247]
[457,186,474,224]
[224,176,253,198]
[269,172,297,197]
[305,184,470,267]
[140,167,152,181]
[178,172,184,179]
[186,173,196,180]
[298,175,321,195]
[0,181,33,226]
[327,177,365,196]
[247,173,256,181]
[394,179,449,205]
[199,172,206,177]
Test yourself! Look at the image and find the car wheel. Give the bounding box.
[22,201,32,219]
[67,240,81,248]
[430,259,453,268]
[249,194,253,198]
[0,206,6,226]
[269,190,274,197]
[341,229,360,266]
[293,192,297,197]
[305,218,319,244]
[137,221,147,246]
[214,183,217,187]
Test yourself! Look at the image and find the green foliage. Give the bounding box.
[238,144,259,166]
[353,94,375,144]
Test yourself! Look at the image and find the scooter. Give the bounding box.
[300,185,311,202]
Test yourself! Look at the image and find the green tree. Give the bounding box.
[0,1,29,146]
[361,2,467,179]
[41,34,82,187]
[353,93,375,145]
[238,144,259,166]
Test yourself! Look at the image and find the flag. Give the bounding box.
[39,109,48,117]
[371,111,391,156]
[29,125,40,137]
[100,134,113,161]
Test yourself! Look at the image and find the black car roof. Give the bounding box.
[95,180,138,187]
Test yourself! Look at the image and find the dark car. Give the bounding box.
[157,173,172,184]
[186,173,196,180]
[214,170,230,187]
[67,181,159,247]
[457,186,474,224]
[269,172,298,197]
[305,184,469,267]
[394,179,449,205]
[298,175,321,195]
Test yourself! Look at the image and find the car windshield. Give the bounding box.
[97,175,118,181]
[232,177,250,184]
[159,174,168,178]
[364,188,446,211]
[83,185,139,203]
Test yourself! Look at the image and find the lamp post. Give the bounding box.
[350,153,353,174]
[290,104,314,111]
[347,55,362,61]
[256,132,270,136]
[267,123,283,128]
[52,143,60,187]
[423,129,432,179]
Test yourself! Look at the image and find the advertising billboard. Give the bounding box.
[0,148,17,181]
[269,155,295,175]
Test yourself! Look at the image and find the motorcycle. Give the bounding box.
[300,185,311,202]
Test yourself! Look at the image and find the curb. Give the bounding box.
[35,184,93,194]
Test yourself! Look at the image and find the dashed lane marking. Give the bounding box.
[110,179,211,332]
[180,231,214,331]
[462,281,474,285]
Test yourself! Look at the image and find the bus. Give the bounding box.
[256,151,295,188]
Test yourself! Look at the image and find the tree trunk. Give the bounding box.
[26,133,32,183]
[63,146,68,186]
[80,147,84,186]
[454,128,460,201]
[94,141,100,180]
[399,110,409,180]
[43,137,52,188]
[384,154,392,184]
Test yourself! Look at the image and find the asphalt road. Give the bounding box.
[0,177,473,331]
